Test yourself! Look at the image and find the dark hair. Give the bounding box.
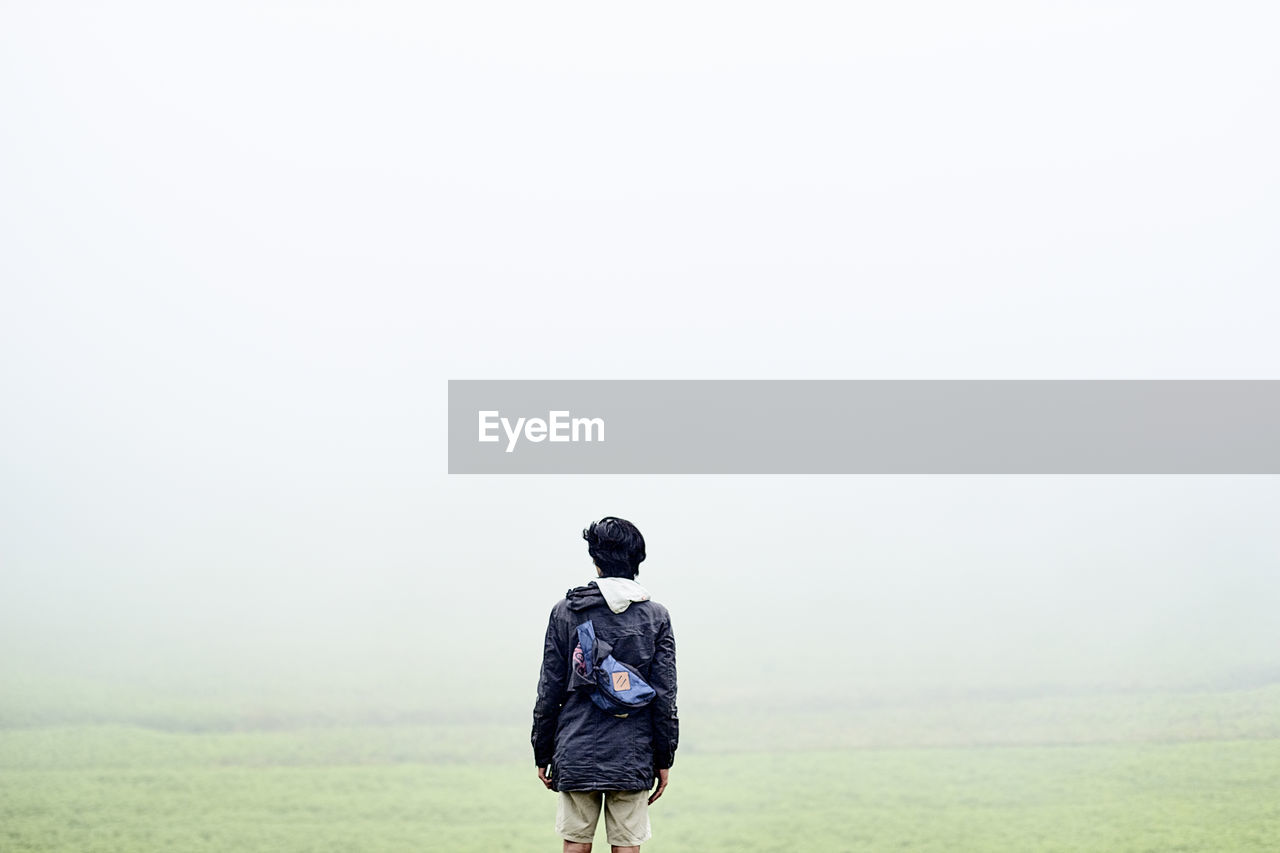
[583,517,647,579]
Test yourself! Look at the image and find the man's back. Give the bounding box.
[534,580,678,792]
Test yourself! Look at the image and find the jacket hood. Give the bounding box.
[566,578,651,614]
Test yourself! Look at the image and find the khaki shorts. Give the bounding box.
[556,789,652,846]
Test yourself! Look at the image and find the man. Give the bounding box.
[532,517,679,853]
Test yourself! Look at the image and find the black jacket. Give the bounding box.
[531,581,678,792]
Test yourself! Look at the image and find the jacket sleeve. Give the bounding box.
[531,606,568,768]
[649,615,679,770]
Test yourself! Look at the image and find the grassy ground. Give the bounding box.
[2,686,1280,850]
[3,696,1280,853]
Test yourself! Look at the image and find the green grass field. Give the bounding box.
[4,689,1280,852]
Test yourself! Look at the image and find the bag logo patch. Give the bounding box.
[611,671,631,691]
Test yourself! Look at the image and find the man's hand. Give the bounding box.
[537,766,553,789]
[648,768,669,805]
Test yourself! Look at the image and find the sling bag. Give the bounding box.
[570,620,656,718]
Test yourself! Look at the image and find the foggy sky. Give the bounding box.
[2,2,1278,723]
